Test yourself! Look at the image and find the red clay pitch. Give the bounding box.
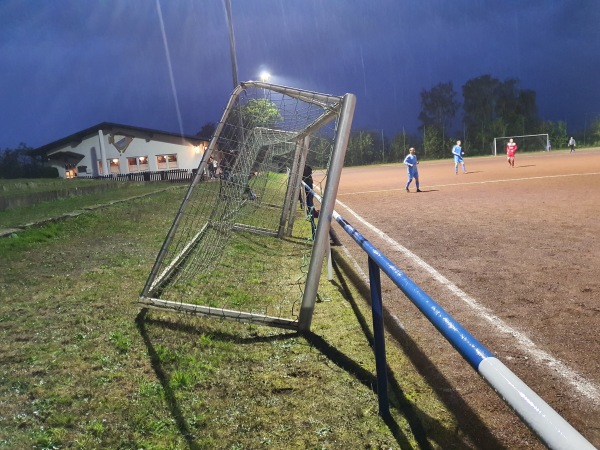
[328,148,600,448]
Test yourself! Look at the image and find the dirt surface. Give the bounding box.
[330,149,600,448]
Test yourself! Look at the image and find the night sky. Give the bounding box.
[1,0,599,149]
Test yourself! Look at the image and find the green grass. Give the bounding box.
[0,178,184,229]
[0,183,463,449]
[0,178,108,196]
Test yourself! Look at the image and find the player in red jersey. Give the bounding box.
[506,138,518,167]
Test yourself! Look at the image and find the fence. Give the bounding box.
[79,168,196,182]
[307,185,595,450]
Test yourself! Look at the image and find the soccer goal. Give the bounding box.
[493,134,550,155]
[139,81,355,331]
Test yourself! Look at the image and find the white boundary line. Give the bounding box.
[339,171,600,197]
[334,198,600,406]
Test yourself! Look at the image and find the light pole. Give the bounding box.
[584,112,600,147]
[224,0,239,89]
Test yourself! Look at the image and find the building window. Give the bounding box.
[127,156,149,172]
[139,156,149,171]
[97,160,103,176]
[127,157,138,172]
[109,158,120,174]
[156,154,178,170]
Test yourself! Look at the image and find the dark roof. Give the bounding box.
[34,122,207,154]
[46,150,85,160]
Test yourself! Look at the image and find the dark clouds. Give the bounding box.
[1,0,599,149]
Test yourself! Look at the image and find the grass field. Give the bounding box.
[0,180,181,230]
[0,180,476,449]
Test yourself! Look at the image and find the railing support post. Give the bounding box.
[368,256,390,418]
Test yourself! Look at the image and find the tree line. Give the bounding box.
[3,79,600,178]
[0,144,58,179]
[344,74,600,166]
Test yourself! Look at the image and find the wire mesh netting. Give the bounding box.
[494,134,550,154]
[140,82,352,328]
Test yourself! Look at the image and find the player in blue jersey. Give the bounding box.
[403,147,421,192]
[452,140,467,174]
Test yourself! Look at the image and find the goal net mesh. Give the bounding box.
[140,82,351,328]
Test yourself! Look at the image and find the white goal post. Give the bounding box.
[493,134,550,155]
[139,81,356,332]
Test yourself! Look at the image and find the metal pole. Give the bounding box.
[298,94,356,331]
[279,139,303,238]
[327,239,333,281]
[381,129,384,163]
[223,0,239,89]
[368,256,390,418]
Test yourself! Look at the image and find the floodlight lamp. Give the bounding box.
[260,71,271,82]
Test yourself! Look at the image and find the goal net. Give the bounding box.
[493,134,550,155]
[139,81,355,331]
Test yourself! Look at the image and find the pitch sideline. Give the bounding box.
[338,171,600,197]
[334,198,600,406]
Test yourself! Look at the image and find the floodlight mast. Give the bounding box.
[224,0,239,89]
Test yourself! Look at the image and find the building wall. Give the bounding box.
[48,131,207,178]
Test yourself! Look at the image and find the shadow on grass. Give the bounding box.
[135,308,301,449]
[135,309,203,450]
[330,252,507,450]
[135,250,505,449]
[302,330,429,449]
[136,307,426,449]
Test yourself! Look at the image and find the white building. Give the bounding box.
[36,122,210,179]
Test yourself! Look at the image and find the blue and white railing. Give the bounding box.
[308,185,595,450]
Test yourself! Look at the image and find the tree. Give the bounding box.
[462,75,501,151]
[389,129,415,162]
[541,120,568,150]
[241,98,282,128]
[196,122,216,139]
[462,75,539,155]
[584,115,600,147]
[345,131,375,166]
[422,125,445,160]
[418,81,460,135]
[0,143,57,179]
[217,98,282,154]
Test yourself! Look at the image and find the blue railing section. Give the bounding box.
[335,212,494,371]
[305,183,595,449]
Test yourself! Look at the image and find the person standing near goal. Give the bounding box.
[403,147,421,192]
[569,136,576,153]
[506,138,518,167]
[452,140,467,174]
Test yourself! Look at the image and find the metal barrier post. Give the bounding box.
[368,256,390,418]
